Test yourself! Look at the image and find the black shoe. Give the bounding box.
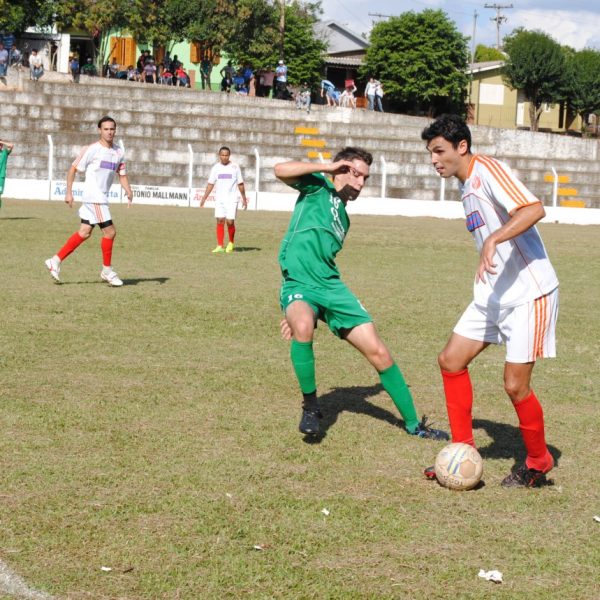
[299,405,322,435]
[501,464,553,488]
[423,465,436,480]
[408,416,450,441]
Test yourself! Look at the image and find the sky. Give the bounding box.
[319,0,600,51]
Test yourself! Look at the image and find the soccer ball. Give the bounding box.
[434,443,483,491]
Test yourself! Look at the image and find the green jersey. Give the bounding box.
[0,148,11,195]
[278,173,350,288]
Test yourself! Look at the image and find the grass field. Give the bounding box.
[0,199,599,599]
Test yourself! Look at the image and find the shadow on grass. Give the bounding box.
[0,217,38,220]
[229,246,261,253]
[59,277,170,286]
[473,418,562,468]
[122,277,169,286]
[302,384,404,444]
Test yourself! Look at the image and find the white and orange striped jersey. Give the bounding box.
[460,155,558,309]
[73,142,126,204]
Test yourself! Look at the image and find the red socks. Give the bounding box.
[441,368,475,446]
[216,223,225,246]
[227,223,235,243]
[513,390,553,472]
[57,232,86,261]
[442,367,552,473]
[101,237,114,267]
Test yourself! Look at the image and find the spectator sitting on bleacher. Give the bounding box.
[126,65,139,82]
[159,63,173,85]
[81,57,97,77]
[29,49,44,81]
[143,58,156,83]
[175,65,190,87]
[233,70,248,94]
[107,57,120,78]
[295,82,311,113]
[9,47,22,68]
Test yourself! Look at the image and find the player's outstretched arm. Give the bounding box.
[477,201,546,283]
[274,159,358,186]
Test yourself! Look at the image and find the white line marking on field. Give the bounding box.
[0,559,54,599]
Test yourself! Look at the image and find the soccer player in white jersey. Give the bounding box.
[45,116,133,286]
[199,146,248,253]
[421,114,559,488]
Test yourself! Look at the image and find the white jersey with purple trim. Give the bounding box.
[207,162,243,201]
[460,154,558,309]
[73,142,126,204]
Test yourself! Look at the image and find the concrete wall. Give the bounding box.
[2,72,599,208]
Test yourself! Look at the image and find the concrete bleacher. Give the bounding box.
[2,69,600,207]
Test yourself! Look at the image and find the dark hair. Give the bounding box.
[333,146,373,166]
[97,116,116,128]
[421,114,471,151]
[218,146,231,154]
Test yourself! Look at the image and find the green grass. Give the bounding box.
[0,200,599,599]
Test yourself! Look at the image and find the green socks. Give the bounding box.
[290,340,316,395]
[379,363,419,432]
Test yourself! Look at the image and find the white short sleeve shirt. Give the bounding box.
[207,161,243,201]
[460,155,559,308]
[73,142,126,204]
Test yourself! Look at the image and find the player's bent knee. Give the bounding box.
[291,320,314,342]
[504,379,529,402]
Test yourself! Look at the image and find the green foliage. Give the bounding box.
[503,29,566,131]
[361,9,469,116]
[474,44,505,63]
[565,48,600,121]
[0,0,54,32]
[224,0,325,85]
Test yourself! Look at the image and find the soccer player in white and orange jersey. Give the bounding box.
[199,146,248,253]
[45,116,133,286]
[421,114,559,488]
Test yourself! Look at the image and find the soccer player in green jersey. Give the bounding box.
[275,147,449,440]
[0,138,14,209]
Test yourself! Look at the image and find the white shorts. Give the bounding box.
[214,197,238,220]
[79,203,112,225]
[453,288,559,363]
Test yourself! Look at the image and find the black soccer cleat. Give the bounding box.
[299,404,322,435]
[423,465,436,480]
[408,416,450,441]
[501,464,553,488]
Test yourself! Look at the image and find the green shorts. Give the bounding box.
[280,279,372,338]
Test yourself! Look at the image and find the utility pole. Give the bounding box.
[468,10,478,114]
[484,3,513,50]
[279,0,285,60]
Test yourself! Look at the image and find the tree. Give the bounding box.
[224,0,325,85]
[0,0,55,33]
[361,9,469,116]
[474,44,505,63]
[503,29,566,132]
[565,48,600,127]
